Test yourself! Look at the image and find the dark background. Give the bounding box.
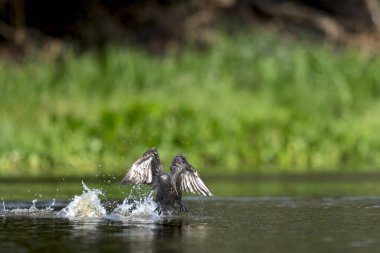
[1,0,379,56]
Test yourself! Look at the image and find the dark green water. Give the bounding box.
[2,175,380,253]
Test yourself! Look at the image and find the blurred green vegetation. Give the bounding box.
[1,32,380,177]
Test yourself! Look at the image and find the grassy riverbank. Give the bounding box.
[1,32,380,177]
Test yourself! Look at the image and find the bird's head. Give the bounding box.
[144,147,158,157]
[170,154,188,172]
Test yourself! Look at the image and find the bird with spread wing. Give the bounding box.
[121,147,213,214]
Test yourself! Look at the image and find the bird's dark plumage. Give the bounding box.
[121,147,212,213]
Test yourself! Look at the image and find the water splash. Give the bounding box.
[56,181,106,219]
[2,182,161,221]
[45,199,56,211]
[28,199,39,212]
[56,183,160,221]
[110,191,160,222]
[1,199,4,216]
[3,199,55,216]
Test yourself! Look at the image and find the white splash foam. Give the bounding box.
[1,199,4,216]
[2,182,163,221]
[110,191,160,222]
[28,199,39,212]
[4,199,54,216]
[56,181,106,219]
[43,199,56,212]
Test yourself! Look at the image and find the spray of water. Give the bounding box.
[1,199,5,216]
[46,199,56,211]
[2,181,161,221]
[56,181,107,219]
[28,199,38,212]
[3,199,56,216]
[56,182,160,221]
[110,190,160,221]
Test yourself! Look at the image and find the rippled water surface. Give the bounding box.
[2,175,380,253]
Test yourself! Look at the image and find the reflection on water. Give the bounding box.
[2,197,380,253]
[2,176,380,253]
[0,205,214,253]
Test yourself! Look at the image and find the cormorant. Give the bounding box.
[120,147,213,214]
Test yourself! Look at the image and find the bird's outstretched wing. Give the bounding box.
[120,147,162,186]
[179,167,213,196]
[171,155,213,196]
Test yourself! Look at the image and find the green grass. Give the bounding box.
[1,32,380,177]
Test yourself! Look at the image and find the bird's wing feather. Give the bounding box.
[179,167,213,196]
[120,148,162,186]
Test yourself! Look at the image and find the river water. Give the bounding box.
[1,175,380,253]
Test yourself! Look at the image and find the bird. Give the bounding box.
[120,147,213,214]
